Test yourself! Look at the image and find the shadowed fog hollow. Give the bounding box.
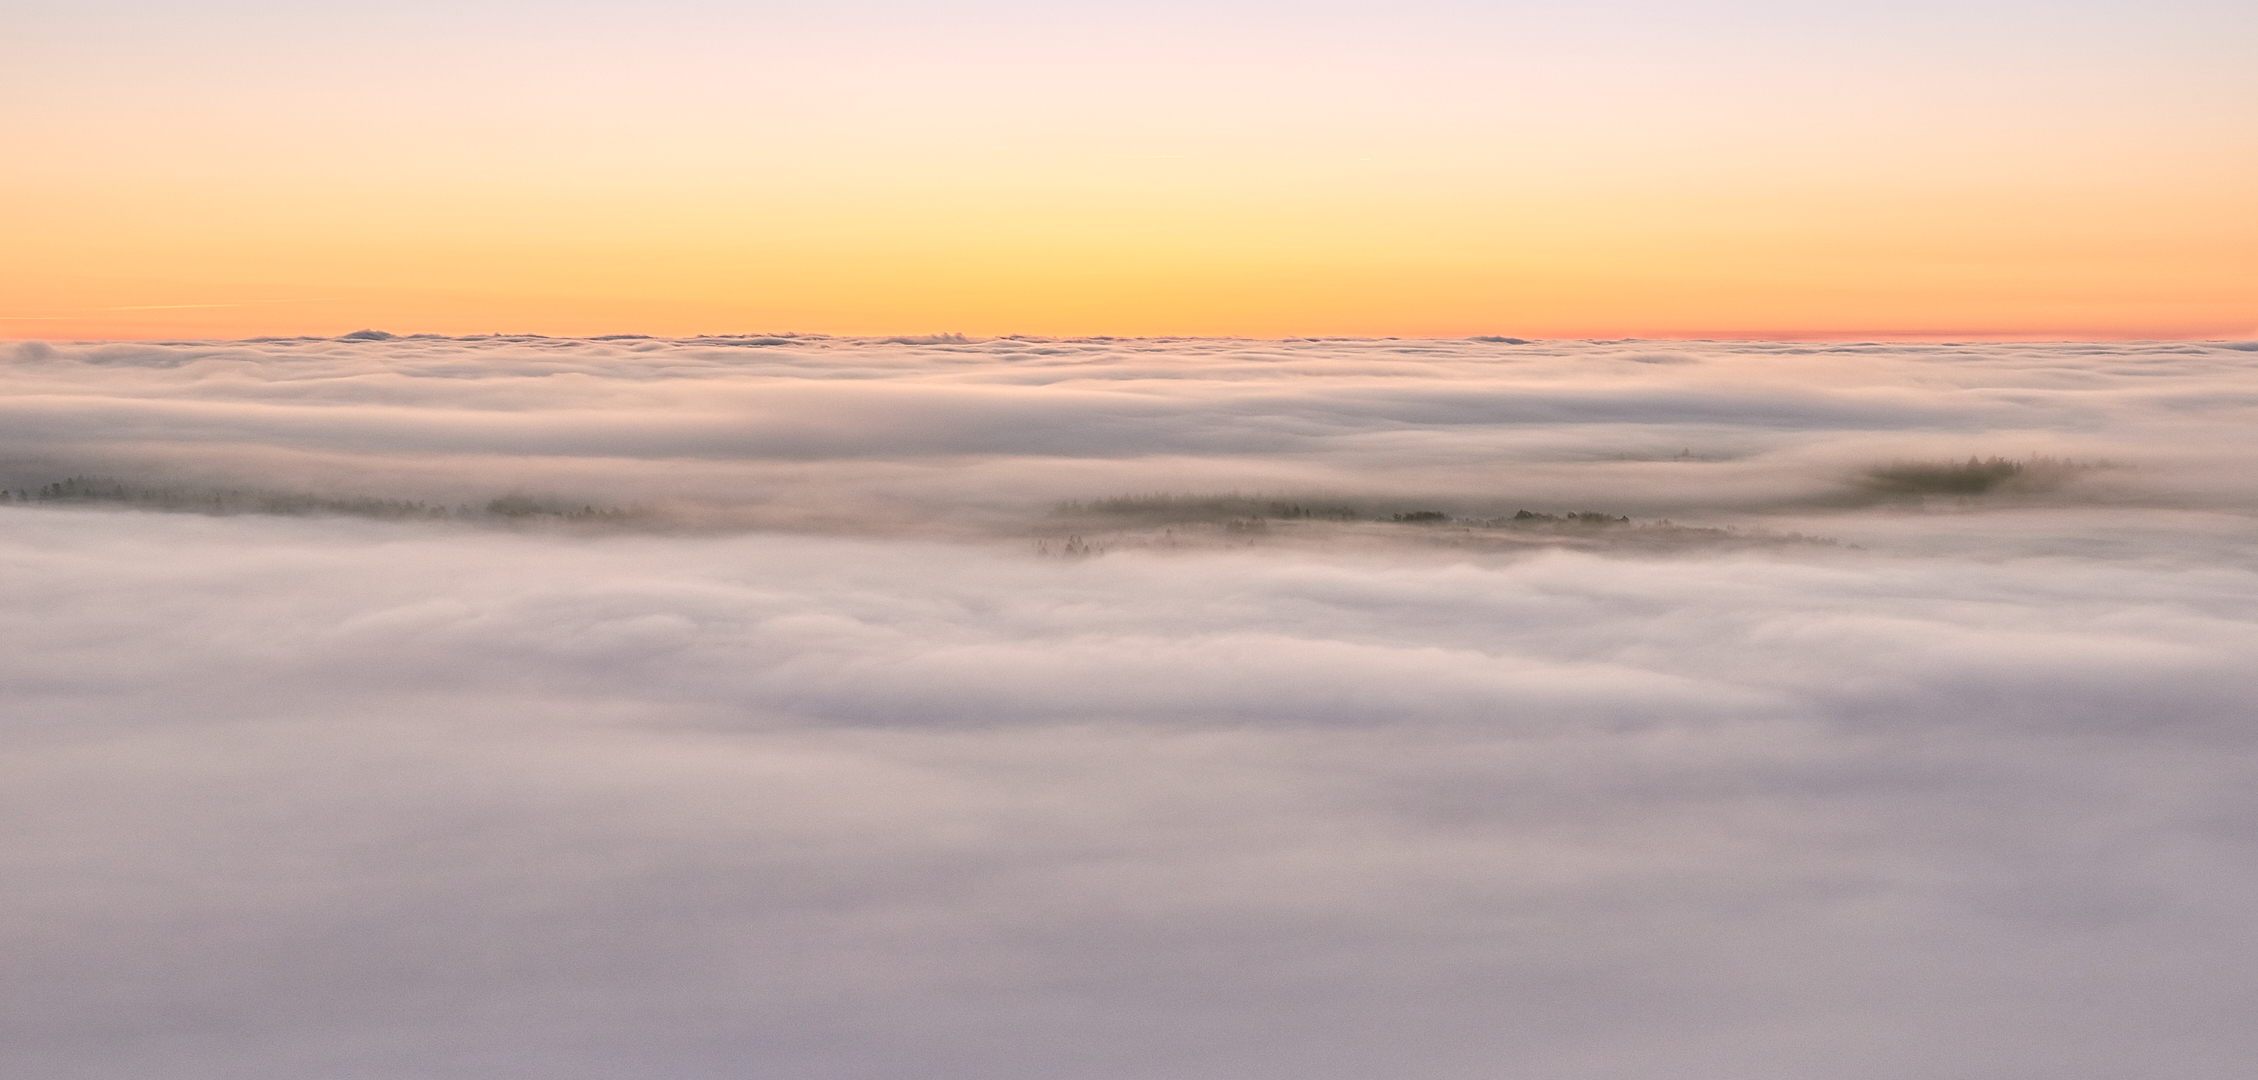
[5,335,2258,1079]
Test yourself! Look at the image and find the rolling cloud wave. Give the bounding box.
[5,335,2257,1077]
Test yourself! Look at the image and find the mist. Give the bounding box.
[5,334,2257,1078]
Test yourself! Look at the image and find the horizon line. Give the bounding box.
[9,328,2255,346]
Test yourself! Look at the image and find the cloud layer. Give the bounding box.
[5,336,2257,1078]
[8,334,2258,529]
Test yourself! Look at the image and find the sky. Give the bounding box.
[6,335,2258,1077]
[5,0,2253,339]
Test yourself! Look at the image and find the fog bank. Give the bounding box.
[5,336,2256,1078]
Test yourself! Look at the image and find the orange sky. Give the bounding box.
[5,0,2252,341]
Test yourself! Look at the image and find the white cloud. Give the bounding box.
[3,336,2257,1077]
[6,335,2254,525]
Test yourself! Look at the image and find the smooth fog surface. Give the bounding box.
[5,335,2258,1078]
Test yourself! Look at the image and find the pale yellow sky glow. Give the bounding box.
[4,0,2251,339]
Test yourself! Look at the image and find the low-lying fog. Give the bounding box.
[6,335,2257,1079]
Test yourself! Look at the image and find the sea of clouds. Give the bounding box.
[5,334,2257,1078]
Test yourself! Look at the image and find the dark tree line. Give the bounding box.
[1,477,630,524]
